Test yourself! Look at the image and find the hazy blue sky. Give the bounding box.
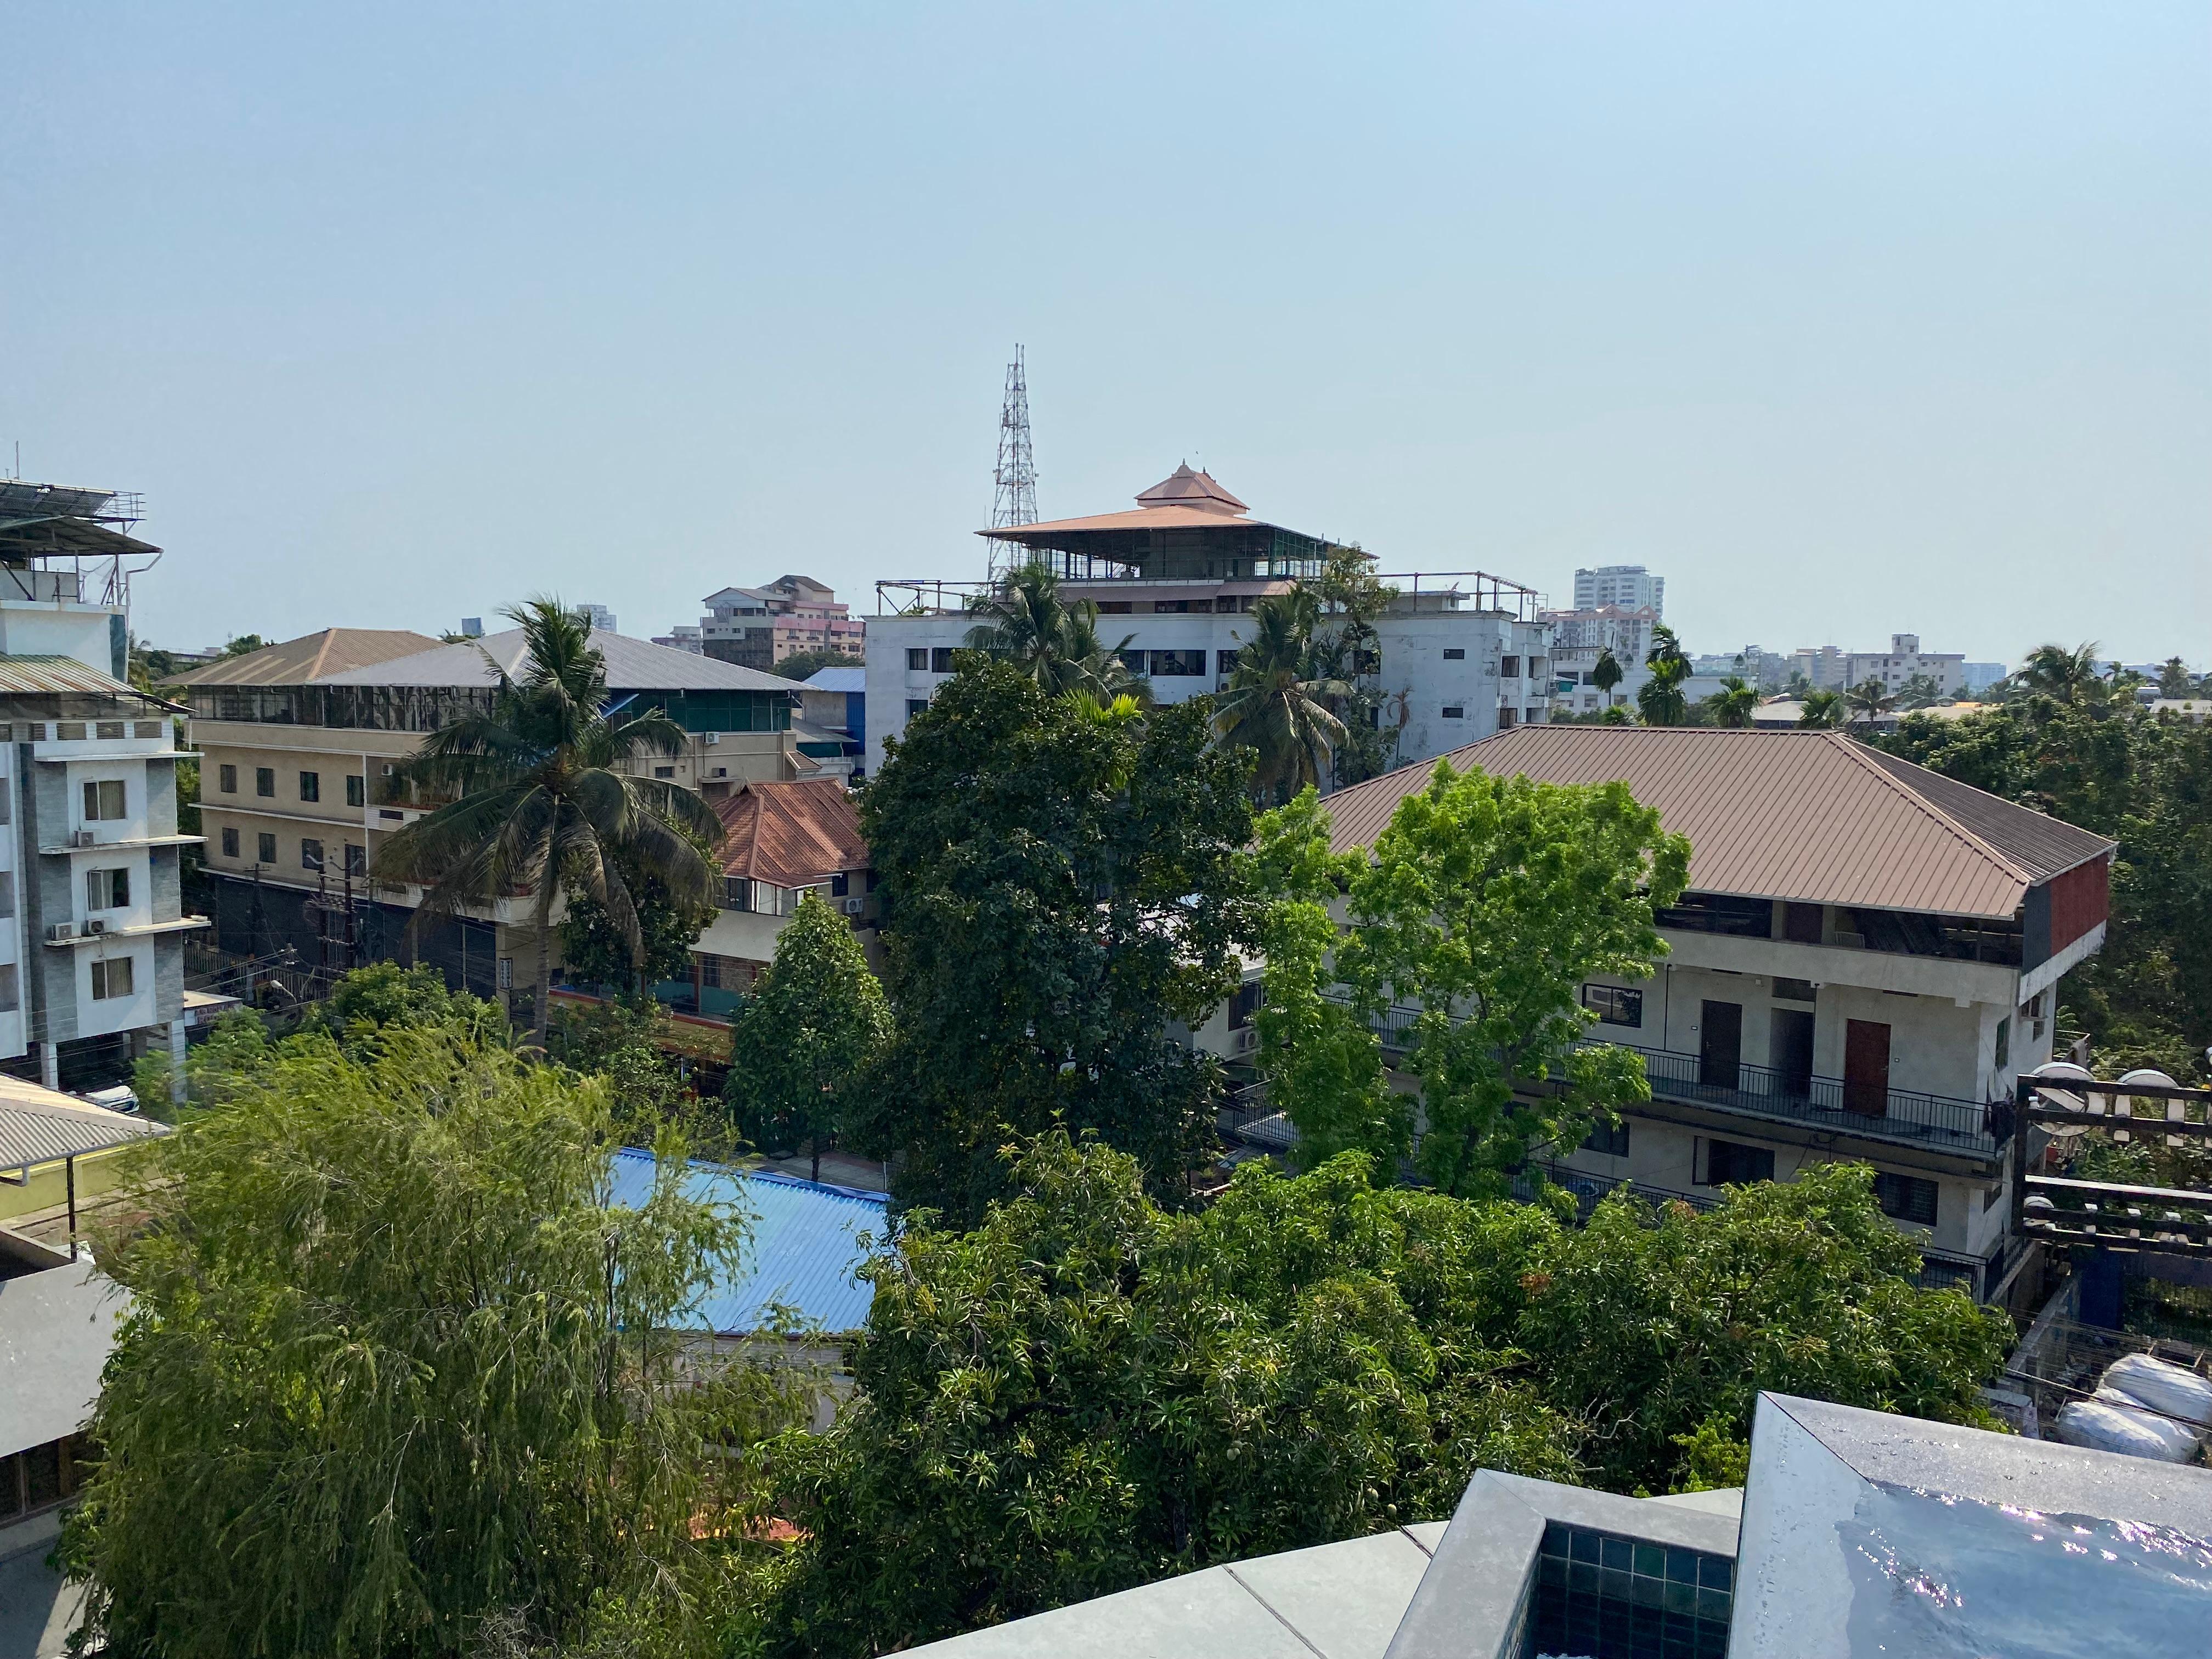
[5,3,2207,665]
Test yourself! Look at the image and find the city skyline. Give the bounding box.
[5,4,2207,664]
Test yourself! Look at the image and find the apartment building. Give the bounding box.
[1843,634,1966,699]
[1572,564,1665,616]
[0,482,204,1092]
[866,464,1554,778]
[1215,727,2115,1304]
[179,627,807,1006]
[697,576,865,670]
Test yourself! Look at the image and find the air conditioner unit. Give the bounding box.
[1232,1026,1260,1057]
[843,897,865,917]
[85,919,107,935]
[46,921,75,942]
[69,830,95,849]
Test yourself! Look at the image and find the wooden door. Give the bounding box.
[1699,1001,1743,1090]
[1844,1019,1891,1115]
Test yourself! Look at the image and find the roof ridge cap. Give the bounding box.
[1825,733,2037,888]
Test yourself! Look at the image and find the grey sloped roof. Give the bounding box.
[311,629,795,694]
[0,1261,126,1458]
[0,1075,168,1170]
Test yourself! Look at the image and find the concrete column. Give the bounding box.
[168,1018,188,1106]
[38,1041,59,1092]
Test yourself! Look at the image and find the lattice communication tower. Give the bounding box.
[990,346,1037,575]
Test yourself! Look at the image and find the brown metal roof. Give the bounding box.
[168,629,445,688]
[1135,463,1249,512]
[712,778,868,889]
[980,503,1273,540]
[1319,727,2115,919]
[0,656,181,710]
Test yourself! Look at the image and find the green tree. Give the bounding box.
[221,633,267,658]
[1844,678,1897,727]
[375,599,723,1046]
[558,826,721,996]
[1893,671,1946,709]
[726,891,891,1181]
[2017,640,2103,704]
[962,561,1146,704]
[1591,648,1623,708]
[757,1140,2008,1657]
[2157,656,2196,698]
[771,646,865,681]
[1635,627,1691,725]
[1797,688,1846,728]
[1703,675,1758,727]
[856,661,1259,1220]
[1304,545,1402,786]
[63,1023,814,1659]
[1211,591,1350,800]
[1261,762,1691,1198]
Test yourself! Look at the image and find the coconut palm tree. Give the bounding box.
[1591,648,1623,708]
[1705,675,1758,728]
[1797,689,1846,729]
[964,561,1146,704]
[2016,641,2102,703]
[1211,593,1348,802]
[374,599,724,1046]
[1844,678,1896,727]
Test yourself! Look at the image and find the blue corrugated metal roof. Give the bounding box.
[606,1148,886,1335]
[802,667,866,692]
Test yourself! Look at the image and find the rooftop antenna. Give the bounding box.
[990,345,1037,579]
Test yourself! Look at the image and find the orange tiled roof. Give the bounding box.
[713,778,867,888]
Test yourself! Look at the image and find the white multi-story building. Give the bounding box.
[865,465,1553,780]
[1842,635,1966,699]
[0,482,205,1093]
[574,602,618,634]
[1572,564,1665,617]
[1539,605,1659,666]
[1200,726,2116,1305]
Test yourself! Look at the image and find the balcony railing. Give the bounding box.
[1588,1039,2005,1158]
[1327,996,2005,1158]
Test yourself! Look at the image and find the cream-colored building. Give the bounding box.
[177,628,811,1013]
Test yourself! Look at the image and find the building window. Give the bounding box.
[1700,1138,1775,1187]
[299,771,320,802]
[57,722,86,741]
[1441,705,1465,720]
[219,764,238,793]
[82,779,127,821]
[222,827,240,858]
[302,838,324,872]
[1580,984,1643,1027]
[701,956,721,989]
[907,647,928,670]
[86,868,130,911]
[1148,650,1207,677]
[345,843,365,877]
[255,767,275,797]
[1782,901,1822,944]
[0,872,13,918]
[0,964,16,1014]
[497,957,514,990]
[1497,708,1517,727]
[1581,1119,1631,1158]
[1773,977,1818,1003]
[653,765,676,779]
[831,872,850,896]
[1873,1171,1939,1227]
[1994,1016,2010,1071]
[257,832,277,864]
[1216,649,1241,676]
[1229,980,1263,1031]
[1443,647,1465,661]
[91,956,135,1000]
[931,647,955,673]
[346,774,365,807]
[906,699,928,718]
[0,779,8,826]
[1501,655,1521,678]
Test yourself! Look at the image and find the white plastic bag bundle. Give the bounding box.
[2102,1353,2212,1430]
[2053,1389,2203,1462]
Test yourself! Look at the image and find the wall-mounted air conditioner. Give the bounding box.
[1232,1026,1260,1057]
[843,897,865,917]
[85,919,107,935]
[69,830,95,849]
[46,921,75,942]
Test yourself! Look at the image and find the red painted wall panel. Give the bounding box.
[2047,855,2111,953]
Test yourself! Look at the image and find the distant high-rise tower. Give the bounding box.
[991,346,1038,553]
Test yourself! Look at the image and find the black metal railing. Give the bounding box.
[1511,1159,1719,1223]
[1593,1039,2004,1157]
